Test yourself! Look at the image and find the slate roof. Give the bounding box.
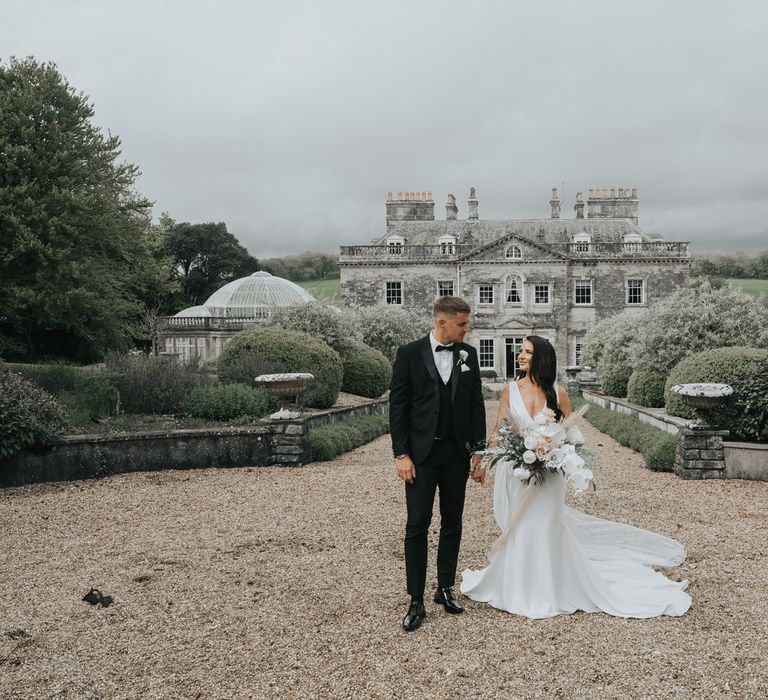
[371,218,659,247]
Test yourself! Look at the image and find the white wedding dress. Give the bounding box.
[460,382,692,619]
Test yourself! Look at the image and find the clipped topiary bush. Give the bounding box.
[664,346,768,441]
[336,339,392,398]
[217,327,343,409]
[182,383,272,421]
[0,369,70,460]
[626,369,667,408]
[601,368,632,398]
[309,414,389,461]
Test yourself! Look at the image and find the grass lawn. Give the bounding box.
[298,277,341,302]
[728,278,768,297]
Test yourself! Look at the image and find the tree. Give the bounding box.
[165,222,258,306]
[0,58,160,361]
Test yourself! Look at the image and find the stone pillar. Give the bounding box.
[550,187,560,219]
[675,428,729,479]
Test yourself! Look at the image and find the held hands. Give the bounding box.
[395,455,416,484]
[470,453,486,484]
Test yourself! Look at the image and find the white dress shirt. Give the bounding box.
[429,332,454,385]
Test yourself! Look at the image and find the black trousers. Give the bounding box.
[404,439,470,599]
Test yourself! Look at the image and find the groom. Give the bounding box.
[389,295,486,631]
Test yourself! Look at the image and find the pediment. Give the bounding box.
[458,232,566,262]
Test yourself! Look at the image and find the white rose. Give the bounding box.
[459,349,468,362]
[563,452,584,474]
[567,427,585,445]
[524,435,540,450]
[522,450,537,464]
[512,467,531,479]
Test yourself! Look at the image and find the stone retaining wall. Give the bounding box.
[581,389,767,481]
[1,397,389,487]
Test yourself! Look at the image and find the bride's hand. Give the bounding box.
[470,453,486,484]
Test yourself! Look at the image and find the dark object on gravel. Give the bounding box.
[82,588,113,607]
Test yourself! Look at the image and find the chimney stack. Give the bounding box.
[574,192,585,219]
[446,193,458,220]
[385,190,435,230]
[550,187,561,219]
[468,187,478,221]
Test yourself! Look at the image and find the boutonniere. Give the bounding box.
[456,349,469,367]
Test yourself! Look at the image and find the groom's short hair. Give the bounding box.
[433,296,471,317]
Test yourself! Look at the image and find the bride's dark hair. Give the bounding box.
[523,335,562,421]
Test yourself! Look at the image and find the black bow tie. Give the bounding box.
[435,344,454,352]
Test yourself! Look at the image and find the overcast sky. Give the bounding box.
[4,0,768,256]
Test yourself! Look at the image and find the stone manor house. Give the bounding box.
[339,187,691,378]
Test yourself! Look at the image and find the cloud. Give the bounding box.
[3,0,767,256]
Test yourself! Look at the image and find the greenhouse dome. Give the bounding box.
[174,305,211,318]
[200,271,314,318]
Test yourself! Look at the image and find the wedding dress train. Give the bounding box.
[460,382,692,619]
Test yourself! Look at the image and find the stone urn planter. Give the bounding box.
[254,373,314,414]
[670,383,733,430]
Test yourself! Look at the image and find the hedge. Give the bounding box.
[665,346,768,442]
[626,370,667,408]
[569,392,676,472]
[601,368,632,398]
[336,339,392,398]
[217,327,343,409]
[309,415,389,461]
[7,362,120,421]
[0,368,69,460]
[183,383,272,421]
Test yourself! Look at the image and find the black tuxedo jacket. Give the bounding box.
[389,335,486,465]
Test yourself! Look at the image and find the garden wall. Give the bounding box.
[1,397,389,487]
[581,390,767,481]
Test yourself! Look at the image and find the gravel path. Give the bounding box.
[1,402,766,699]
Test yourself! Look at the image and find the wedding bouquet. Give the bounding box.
[483,403,593,494]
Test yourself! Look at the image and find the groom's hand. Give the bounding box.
[395,455,416,484]
[470,454,485,484]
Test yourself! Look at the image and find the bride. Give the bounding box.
[460,335,692,619]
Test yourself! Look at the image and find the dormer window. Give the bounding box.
[573,232,591,253]
[387,234,405,255]
[438,235,456,255]
[505,245,523,259]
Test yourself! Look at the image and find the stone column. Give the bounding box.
[675,429,729,479]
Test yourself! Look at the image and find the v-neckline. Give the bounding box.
[512,381,542,422]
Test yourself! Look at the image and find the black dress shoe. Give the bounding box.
[402,600,426,631]
[433,586,464,614]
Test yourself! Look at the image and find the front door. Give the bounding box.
[505,337,525,379]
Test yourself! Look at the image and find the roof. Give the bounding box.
[373,218,656,247]
[175,272,315,319]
